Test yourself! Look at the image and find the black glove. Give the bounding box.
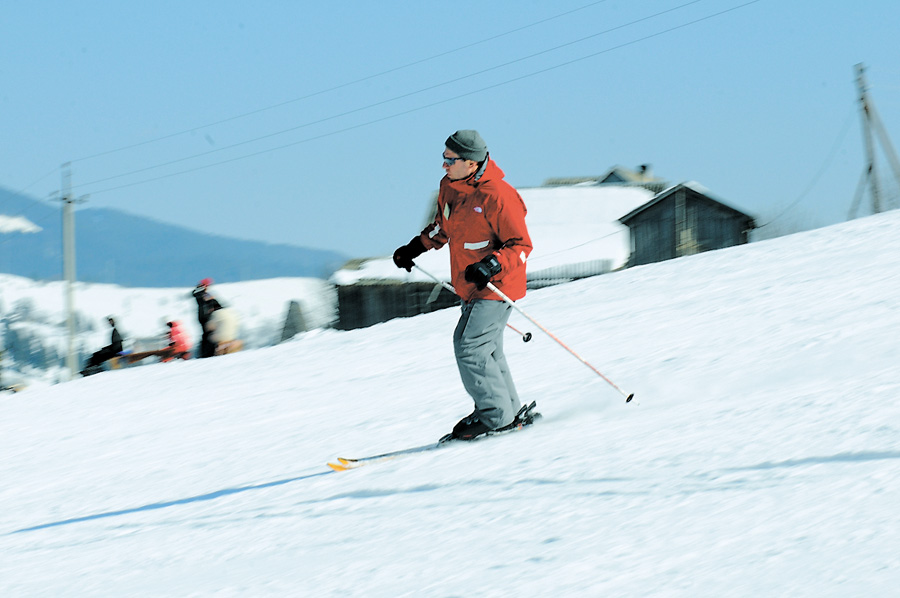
[464,255,502,290]
[392,236,426,272]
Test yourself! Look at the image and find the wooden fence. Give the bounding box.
[335,259,613,330]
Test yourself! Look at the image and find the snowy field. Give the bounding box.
[1,211,899,596]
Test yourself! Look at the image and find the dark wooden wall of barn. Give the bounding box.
[335,260,615,330]
[626,187,752,267]
[627,200,676,266]
[335,282,459,330]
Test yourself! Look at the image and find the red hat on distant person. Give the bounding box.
[198,278,213,288]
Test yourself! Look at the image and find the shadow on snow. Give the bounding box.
[724,451,900,471]
[10,469,335,535]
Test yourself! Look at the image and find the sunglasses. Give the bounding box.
[442,155,466,165]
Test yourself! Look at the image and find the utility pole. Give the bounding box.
[61,163,86,380]
[856,64,882,214]
[850,64,900,218]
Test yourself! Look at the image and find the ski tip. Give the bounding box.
[337,457,357,465]
[625,393,635,403]
[327,461,351,472]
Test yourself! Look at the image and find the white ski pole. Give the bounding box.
[413,264,532,342]
[485,281,634,403]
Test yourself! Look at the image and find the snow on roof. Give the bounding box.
[618,181,755,224]
[331,185,654,285]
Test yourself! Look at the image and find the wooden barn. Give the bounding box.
[618,182,755,267]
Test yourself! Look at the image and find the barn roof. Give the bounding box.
[618,182,756,226]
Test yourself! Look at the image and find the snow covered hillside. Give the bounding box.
[2,212,899,597]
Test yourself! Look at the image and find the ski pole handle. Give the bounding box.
[485,281,634,402]
[413,263,532,341]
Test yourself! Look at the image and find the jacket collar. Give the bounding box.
[445,155,502,189]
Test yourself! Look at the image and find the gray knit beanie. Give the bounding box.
[445,130,488,162]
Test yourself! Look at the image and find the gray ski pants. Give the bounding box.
[453,299,521,429]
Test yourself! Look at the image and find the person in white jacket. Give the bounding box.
[207,306,240,351]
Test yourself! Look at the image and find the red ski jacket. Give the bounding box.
[419,158,532,302]
[167,321,191,355]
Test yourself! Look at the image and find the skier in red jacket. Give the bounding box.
[393,130,534,440]
[162,320,191,361]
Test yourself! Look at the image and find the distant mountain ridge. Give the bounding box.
[0,187,347,287]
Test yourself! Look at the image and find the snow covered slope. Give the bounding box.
[1,211,899,597]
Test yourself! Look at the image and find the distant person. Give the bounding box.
[192,278,222,358]
[208,303,242,355]
[392,129,535,440]
[80,316,124,376]
[121,319,191,365]
[162,320,191,362]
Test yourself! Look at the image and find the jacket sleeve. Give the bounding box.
[485,188,532,275]
[419,190,450,251]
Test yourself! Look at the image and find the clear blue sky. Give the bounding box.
[3,1,899,257]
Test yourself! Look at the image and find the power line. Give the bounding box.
[75,0,729,194]
[527,229,626,265]
[80,1,762,196]
[76,0,703,190]
[755,104,855,230]
[8,168,59,197]
[70,0,613,164]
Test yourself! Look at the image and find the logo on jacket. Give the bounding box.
[474,206,483,213]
